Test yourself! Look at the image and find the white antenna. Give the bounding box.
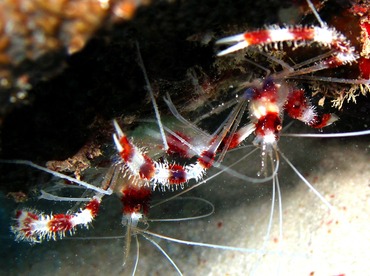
[135,41,169,151]
[306,0,326,27]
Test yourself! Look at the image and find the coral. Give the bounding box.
[0,0,150,117]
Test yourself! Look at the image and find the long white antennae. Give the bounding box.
[306,0,325,27]
[135,41,169,151]
[141,229,306,258]
[132,235,140,275]
[282,129,370,138]
[38,190,92,202]
[148,197,215,222]
[141,233,183,275]
[279,150,335,212]
[0,159,112,195]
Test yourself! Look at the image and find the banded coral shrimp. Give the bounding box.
[121,0,370,274]
[2,2,370,276]
[0,43,277,275]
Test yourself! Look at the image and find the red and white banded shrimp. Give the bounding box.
[118,0,370,273]
[2,0,370,275]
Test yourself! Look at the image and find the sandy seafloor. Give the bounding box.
[1,125,369,276]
